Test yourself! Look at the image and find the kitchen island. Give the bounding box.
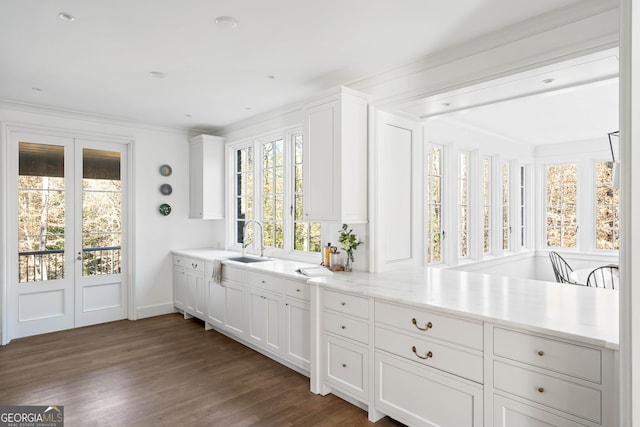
[171,248,618,427]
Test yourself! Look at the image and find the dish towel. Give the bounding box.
[212,258,223,284]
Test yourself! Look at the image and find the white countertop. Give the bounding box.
[308,268,619,350]
[171,248,619,349]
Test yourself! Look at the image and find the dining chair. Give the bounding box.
[586,265,619,289]
[549,251,579,284]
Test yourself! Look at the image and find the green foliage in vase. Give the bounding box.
[338,224,363,262]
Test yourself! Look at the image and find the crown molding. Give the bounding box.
[347,0,619,106]
[0,99,192,135]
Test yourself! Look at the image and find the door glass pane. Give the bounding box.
[18,142,65,283]
[82,148,121,276]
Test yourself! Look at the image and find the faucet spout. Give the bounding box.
[242,220,265,258]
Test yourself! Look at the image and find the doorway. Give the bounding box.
[6,129,128,340]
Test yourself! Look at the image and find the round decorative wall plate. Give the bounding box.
[160,183,172,195]
[159,164,172,176]
[159,203,172,216]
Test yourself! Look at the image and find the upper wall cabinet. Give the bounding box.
[189,134,225,219]
[303,87,368,223]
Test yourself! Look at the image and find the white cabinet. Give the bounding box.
[222,268,246,337]
[184,258,205,320]
[303,87,368,223]
[373,300,484,426]
[284,279,311,370]
[486,324,616,427]
[172,257,186,312]
[206,276,225,328]
[320,289,372,405]
[247,287,283,354]
[189,134,225,219]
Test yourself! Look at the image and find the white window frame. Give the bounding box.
[593,159,619,252]
[458,150,470,260]
[543,162,579,250]
[226,127,320,262]
[425,143,444,264]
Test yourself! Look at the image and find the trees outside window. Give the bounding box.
[502,163,510,251]
[546,164,577,248]
[595,161,619,250]
[458,151,469,258]
[426,145,443,263]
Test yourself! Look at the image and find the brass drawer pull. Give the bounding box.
[341,325,346,330]
[412,318,433,331]
[538,387,545,393]
[538,350,544,356]
[342,363,347,368]
[340,302,346,306]
[412,346,433,360]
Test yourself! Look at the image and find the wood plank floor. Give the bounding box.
[0,313,405,426]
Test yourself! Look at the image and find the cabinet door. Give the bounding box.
[207,279,225,328]
[189,141,204,218]
[173,265,186,311]
[285,298,310,370]
[248,289,282,354]
[185,271,205,320]
[303,99,338,221]
[493,395,587,427]
[224,281,245,336]
[375,351,483,427]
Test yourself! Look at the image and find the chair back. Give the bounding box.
[586,266,619,289]
[549,251,577,284]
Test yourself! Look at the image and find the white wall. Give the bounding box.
[0,103,223,328]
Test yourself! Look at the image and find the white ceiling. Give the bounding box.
[0,0,601,133]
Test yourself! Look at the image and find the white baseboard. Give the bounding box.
[136,302,174,319]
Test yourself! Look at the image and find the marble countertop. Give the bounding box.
[171,248,619,349]
[171,248,320,280]
[308,268,619,350]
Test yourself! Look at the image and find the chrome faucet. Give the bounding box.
[242,219,265,258]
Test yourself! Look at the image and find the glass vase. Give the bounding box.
[345,255,353,272]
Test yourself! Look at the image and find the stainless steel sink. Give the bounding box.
[227,256,271,263]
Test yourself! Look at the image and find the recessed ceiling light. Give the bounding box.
[184,114,192,118]
[215,16,238,29]
[542,78,555,84]
[441,102,451,107]
[58,12,75,22]
[267,75,275,80]
[32,87,42,92]
[245,107,253,111]
[149,71,165,78]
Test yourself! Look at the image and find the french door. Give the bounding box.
[7,130,128,340]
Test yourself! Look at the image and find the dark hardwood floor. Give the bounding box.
[0,313,404,426]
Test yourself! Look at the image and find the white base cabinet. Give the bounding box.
[375,351,483,427]
[492,395,588,427]
[173,255,205,320]
[284,279,311,370]
[247,288,282,354]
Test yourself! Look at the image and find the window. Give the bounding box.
[595,161,619,250]
[293,133,321,253]
[519,165,526,248]
[546,164,577,248]
[235,146,254,245]
[502,162,510,251]
[483,157,491,254]
[426,145,443,263]
[232,130,321,256]
[458,151,469,258]
[261,138,284,249]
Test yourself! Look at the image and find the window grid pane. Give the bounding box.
[502,163,510,251]
[292,133,321,253]
[262,139,284,249]
[546,164,577,248]
[458,152,469,258]
[483,158,491,254]
[235,146,253,245]
[520,165,526,248]
[595,161,619,250]
[426,145,442,263]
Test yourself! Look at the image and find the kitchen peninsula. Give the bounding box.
[172,248,618,427]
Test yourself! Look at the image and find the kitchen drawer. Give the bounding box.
[184,257,204,273]
[324,311,369,344]
[376,325,483,383]
[323,289,368,319]
[173,255,185,266]
[493,360,601,424]
[375,300,483,351]
[222,265,246,283]
[375,351,483,427]
[285,279,310,301]
[247,271,284,293]
[493,327,601,383]
[325,335,367,400]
